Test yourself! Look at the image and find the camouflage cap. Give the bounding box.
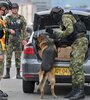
[12,3,19,9]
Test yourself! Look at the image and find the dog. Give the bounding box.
[36,34,57,99]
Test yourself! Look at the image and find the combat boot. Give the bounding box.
[0,90,8,100]
[3,68,10,79]
[16,68,22,79]
[69,85,85,100]
[64,84,78,98]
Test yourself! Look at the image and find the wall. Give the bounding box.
[19,4,36,25]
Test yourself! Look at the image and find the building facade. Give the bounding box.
[31,0,52,12]
[19,4,36,25]
[9,0,52,25]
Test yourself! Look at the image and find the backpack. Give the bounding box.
[7,15,23,42]
[68,11,87,33]
[54,11,87,46]
[63,11,87,43]
[74,19,87,33]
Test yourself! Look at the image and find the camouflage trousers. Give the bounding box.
[6,41,22,68]
[0,44,5,80]
[70,37,88,85]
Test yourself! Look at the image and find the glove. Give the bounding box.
[46,27,53,34]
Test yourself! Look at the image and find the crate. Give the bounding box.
[56,46,72,61]
[38,46,72,61]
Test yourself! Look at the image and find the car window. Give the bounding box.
[33,13,59,31]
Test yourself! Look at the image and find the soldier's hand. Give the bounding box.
[45,27,53,34]
[9,29,15,35]
[21,40,27,45]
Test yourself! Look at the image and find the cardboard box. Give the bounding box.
[39,46,72,61]
[56,46,72,61]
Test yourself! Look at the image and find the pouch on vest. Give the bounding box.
[8,15,22,42]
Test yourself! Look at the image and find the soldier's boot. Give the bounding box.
[69,85,85,100]
[3,68,10,79]
[16,68,22,79]
[64,84,78,98]
[0,90,8,100]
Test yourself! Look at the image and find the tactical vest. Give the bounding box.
[0,18,6,51]
[8,15,22,40]
[60,13,87,46]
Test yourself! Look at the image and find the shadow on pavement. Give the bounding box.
[35,83,90,96]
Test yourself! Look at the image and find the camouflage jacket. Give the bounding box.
[5,14,28,42]
[53,14,76,39]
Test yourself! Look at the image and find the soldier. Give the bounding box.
[3,3,27,79]
[46,7,88,100]
[0,0,15,99]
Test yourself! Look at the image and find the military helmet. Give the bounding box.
[7,0,12,9]
[51,7,64,15]
[0,2,9,9]
[12,3,19,9]
[0,0,12,9]
[50,7,64,24]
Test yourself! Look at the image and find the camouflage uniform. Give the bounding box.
[0,15,8,100]
[53,14,88,85]
[52,13,88,99]
[5,14,27,69]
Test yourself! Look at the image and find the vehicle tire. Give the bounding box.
[23,79,35,93]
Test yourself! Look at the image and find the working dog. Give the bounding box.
[36,34,57,99]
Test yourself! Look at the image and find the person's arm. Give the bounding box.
[53,15,74,39]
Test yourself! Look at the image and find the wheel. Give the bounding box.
[23,79,35,93]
